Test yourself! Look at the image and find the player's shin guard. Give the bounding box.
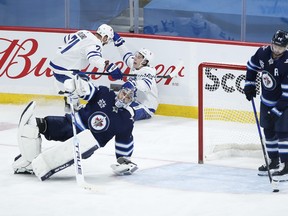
[31,130,100,181]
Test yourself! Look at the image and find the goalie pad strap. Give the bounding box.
[32,129,100,181]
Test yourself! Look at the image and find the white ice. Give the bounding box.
[1,102,288,216]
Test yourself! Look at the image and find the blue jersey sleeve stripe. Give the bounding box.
[74,112,87,131]
[87,53,102,60]
[123,52,133,65]
[87,51,101,56]
[81,82,96,101]
[281,84,288,90]
[143,78,152,89]
[281,92,288,98]
[260,95,277,106]
[247,60,261,71]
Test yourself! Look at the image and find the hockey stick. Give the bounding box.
[251,98,279,192]
[73,59,184,79]
[67,95,99,191]
[75,71,172,79]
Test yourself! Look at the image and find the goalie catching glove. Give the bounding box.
[111,157,138,176]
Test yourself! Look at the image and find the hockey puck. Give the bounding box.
[273,189,279,193]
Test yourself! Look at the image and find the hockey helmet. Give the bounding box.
[115,87,135,108]
[96,24,114,44]
[272,30,288,47]
[137,48,154,64]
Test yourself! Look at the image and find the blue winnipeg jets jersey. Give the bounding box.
[246,45,288,111]
[74,85,134,157]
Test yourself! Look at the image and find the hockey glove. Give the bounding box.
[122,79,137,90]
[113,32,125,47]
[243,82,256,101]
[106,63,123,80]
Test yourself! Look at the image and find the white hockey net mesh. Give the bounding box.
[198,62,262,163]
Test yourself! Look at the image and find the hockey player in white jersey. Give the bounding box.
[111,32,159,121]
[49,24,123,109]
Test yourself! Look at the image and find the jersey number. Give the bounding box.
[61,35,80,54]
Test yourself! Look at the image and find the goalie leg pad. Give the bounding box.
[19,136,42,162]
[18,101,42,162]
[111,157,138,176]
[31,130,100,181]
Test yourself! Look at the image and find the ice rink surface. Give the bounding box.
[1,102,288,216]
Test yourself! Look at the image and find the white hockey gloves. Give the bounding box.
[111,157,138,176]
[63,74,91,97]
[63,74,92,112]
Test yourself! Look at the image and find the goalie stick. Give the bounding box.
[251,98,279,193]
[67,95,99,191]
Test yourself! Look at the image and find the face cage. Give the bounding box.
[115,88,134,108]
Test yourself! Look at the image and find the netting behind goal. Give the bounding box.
[198,62,262,164]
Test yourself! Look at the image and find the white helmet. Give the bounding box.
[138,48,154,63]
[96,24,114,43]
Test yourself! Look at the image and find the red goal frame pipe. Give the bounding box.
[197,62,247,164]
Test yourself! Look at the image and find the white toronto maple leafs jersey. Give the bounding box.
[50,30,107,72]
[118,45,159,111]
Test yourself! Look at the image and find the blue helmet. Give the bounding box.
[272,30,288,47]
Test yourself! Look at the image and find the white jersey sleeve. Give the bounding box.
[51,30,107,71]
[133,66,159,111]
[116,44,159,111]
[117,44,134,68]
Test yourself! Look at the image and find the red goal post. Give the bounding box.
[198,62,261,164]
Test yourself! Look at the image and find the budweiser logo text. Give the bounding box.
[0,37,184,85]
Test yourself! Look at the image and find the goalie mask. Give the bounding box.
[115,87,135,108]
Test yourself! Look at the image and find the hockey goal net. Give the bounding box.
[198,62,262,164]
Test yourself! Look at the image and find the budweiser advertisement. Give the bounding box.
[0,27,261,108]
